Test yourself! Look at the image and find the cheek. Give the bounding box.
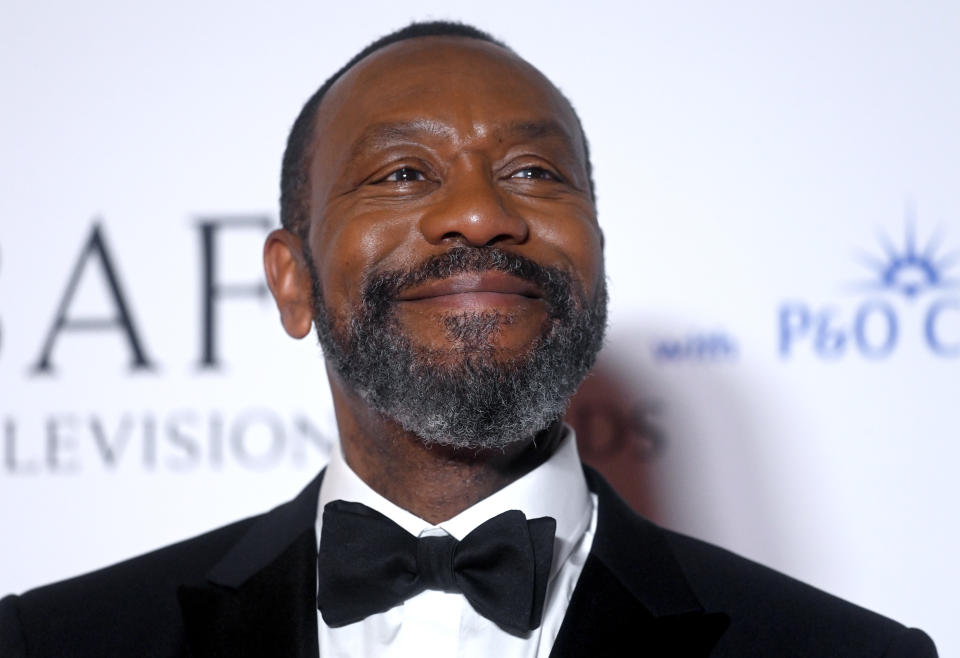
[310,207,415,311]
[532,209,605,294]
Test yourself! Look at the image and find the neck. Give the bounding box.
[328,373,565,525]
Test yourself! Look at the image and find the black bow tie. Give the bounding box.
[316,500,556,636]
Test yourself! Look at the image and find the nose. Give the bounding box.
[418,165,529,247]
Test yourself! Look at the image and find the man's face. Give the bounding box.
[301,37,606,448]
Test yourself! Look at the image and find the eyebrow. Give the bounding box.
[347,120,455,163]
[499,119,577,147]
[345,118,580,163]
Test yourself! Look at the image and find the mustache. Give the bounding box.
[361,247,576,319]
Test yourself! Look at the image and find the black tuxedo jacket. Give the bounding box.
[0,467,937,657]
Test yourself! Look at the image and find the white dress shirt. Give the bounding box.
[315,425,598,658]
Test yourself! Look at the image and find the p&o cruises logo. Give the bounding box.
[779,215,960,360]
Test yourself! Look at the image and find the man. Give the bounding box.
[0,21,938,657]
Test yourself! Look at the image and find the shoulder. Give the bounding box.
[661,529,937,656]
[1,470,325,657]
[0,515,259,658]
[583,466,937,656]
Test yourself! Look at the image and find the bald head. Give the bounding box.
[279,21,595,239]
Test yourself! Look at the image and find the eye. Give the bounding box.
[380,167,427,183]
[509,166,560,181]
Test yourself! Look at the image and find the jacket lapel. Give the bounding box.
[549,467,729,657]
[177,471,325,658]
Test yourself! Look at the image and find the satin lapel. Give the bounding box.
[178,529,319,658]
[549,467,729,657]
[177,471,325,658]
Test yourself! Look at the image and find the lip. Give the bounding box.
[396,271,543,302]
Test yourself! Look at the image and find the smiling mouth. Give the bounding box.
[395,271,544,308]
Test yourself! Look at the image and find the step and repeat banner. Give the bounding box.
[2,1,957,653]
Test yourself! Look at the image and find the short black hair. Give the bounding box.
[279,20,595,238]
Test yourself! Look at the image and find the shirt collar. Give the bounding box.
[316,424,593,578]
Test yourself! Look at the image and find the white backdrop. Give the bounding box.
[1,1,957,653]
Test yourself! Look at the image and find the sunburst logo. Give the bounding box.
[780,207,960,360]
[853,220,960,299]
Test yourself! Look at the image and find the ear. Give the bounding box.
[263,228,314,339]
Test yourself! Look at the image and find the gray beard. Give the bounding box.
[308,247,607,450]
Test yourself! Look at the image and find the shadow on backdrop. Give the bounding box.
[567,333,789,571]
[564,359,664,522]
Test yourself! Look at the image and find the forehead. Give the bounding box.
[310,37,584,167]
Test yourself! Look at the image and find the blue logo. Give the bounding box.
[779,211,960,360]
[852,222,960,299]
